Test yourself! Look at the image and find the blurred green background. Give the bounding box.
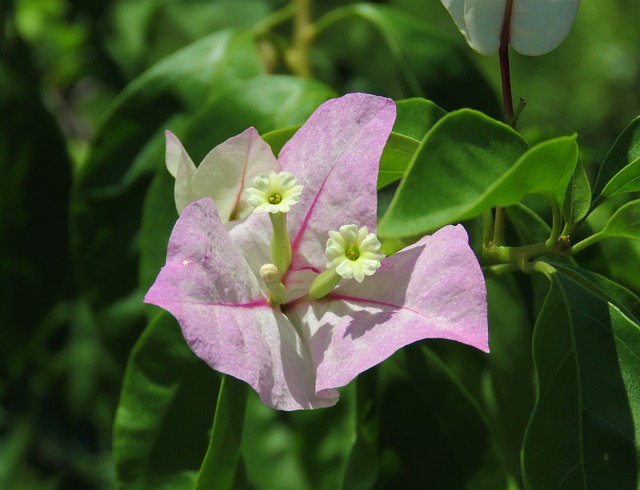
[1,0,638,488]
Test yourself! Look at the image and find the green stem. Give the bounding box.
[270,212,292,276]
[493,207,507,246]
[195,376,248,490]
[482,263,519,277]
[499,0,515,127]
[567,232,604,255]
[545,196,562,249]
[482,210,495,247]
[286,0,315,78]
[483,241,562,271]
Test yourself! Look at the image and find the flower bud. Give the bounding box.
[441,0,580,56]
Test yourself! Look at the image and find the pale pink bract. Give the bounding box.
[145,93,488,410]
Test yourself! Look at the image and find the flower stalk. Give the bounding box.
[269,212,293,278]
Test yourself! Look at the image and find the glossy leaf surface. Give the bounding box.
[379,109,529,237]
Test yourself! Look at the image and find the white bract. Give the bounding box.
[325,225,384,283]
[165,127,279,218]
[441,0,581,56]
[245,171,304,214]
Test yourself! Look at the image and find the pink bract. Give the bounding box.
[145,93,488,410]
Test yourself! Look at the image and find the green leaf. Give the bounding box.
[113,312,221,489]
[599,199,640,240]
[374,344,512,488]
[377,133,420,189]
[195,376,248,490]
[460,135,579,217]
[522,269,640,489]
[562,161,592,229]
[394,98,447,140]
[593,116,640,202]
[138,76,335,294]
[553,264,640,323]
[379,109,529,237]
[71,30,263,307]
[376,98,446,189]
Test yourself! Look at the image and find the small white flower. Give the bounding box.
[245,171,303,214]
[325,225,385,283]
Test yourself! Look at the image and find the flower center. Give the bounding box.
[269,194,282,205]
[345,247,359,261]
[323,224,384,283]
[245,171,303,215]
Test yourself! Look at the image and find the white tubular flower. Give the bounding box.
[325,225,385,283]
[245,171,304,214]
[441,0,581,56]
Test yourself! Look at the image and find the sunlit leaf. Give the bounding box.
[379,109,529,237]
[562,161,592,228]
[593,116,640,203]
[600,199,640,240]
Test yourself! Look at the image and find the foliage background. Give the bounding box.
[2,0,639,488]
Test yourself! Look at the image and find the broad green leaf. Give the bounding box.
[553,264,640,323]
[113,312,221,489]
[522,269,640,489]
[394,98,447,140]
[377,98,446,189]
[374,344,512,489]
[314,4,501,115]
[459,135,579,219]
[598,159,640,202]
[71,30,262,308]
[593,116,640,203]
[562,161,592,229]
[377,132,420,189]
[379,109,529,237]
[599,199,640,240]
[138,76,335,294]
[195,376,248,490]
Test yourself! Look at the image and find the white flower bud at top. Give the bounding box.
[441,0,581,56]
[245,171,304,214]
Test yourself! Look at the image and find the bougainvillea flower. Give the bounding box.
[165,127,279,218]
[441,0,581,56]
[145,93,488,410]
